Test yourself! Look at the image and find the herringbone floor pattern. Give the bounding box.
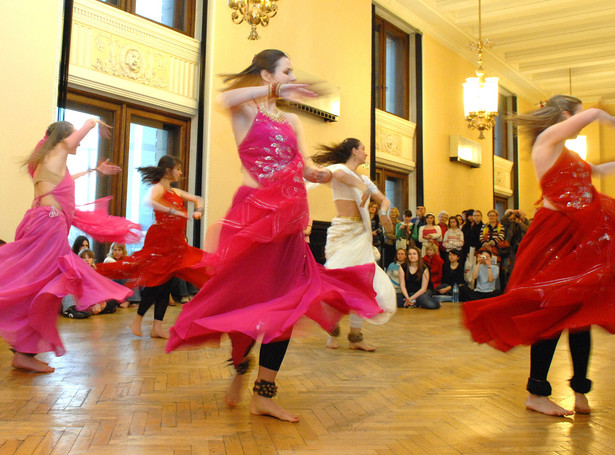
[1,303,613,454]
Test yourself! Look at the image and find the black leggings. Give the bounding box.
[242,339,290,372]
[527,329,592,396]
[138,281,173,321]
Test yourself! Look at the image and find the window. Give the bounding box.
[65,92,191,258]
[493,93,515,160]
[375,167,409,212]
[97,0,195,36]
[374,17,410,119]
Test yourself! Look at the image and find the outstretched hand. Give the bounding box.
[96,120,113,139]
[97,159,121,175]
[279,84,318,103]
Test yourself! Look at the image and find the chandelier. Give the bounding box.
[463,0,498,140]
[228,0,279,40]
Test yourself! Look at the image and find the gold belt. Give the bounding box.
[337,216,362,222]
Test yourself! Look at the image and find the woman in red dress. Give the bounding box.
[463,95,615,416]
[97,155,206,339]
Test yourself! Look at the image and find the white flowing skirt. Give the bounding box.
[325,217,396,324]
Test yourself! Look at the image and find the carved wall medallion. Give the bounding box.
[92,34,169,88]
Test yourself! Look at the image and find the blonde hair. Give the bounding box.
[24,121,75,172]
[107,242,127,258]
[424,241,438,253]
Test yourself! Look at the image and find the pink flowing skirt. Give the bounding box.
[167,186,383,364]
[0,206,132,355]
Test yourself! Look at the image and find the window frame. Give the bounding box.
[373,16,410,120]
[97,0,196,37]
[66,90,192,218]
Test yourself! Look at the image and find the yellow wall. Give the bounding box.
[0,1,63,241]
[421,35,495,217]
[202,0,373,226]
[600,105,615,196]
[515,97,540,217]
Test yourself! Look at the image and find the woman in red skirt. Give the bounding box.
[463,95,615,416]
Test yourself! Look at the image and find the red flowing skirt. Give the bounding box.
[463,193,615,351]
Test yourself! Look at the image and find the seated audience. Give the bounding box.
[460,249,502,301]
[399,246,440,309]
[71,235,91,256]
[386,248,407,308]
[423,241,443,289]
[103,242,141,306]
[436,249,465,297]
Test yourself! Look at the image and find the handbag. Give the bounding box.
[497,240,511,256]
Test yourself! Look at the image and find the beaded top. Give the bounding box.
[541,148,595,213]
[238,108,303,189]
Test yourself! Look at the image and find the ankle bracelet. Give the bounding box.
[348,332,364,343]
[253,379,277,398]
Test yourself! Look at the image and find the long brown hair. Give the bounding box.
[512,94,582,145]
[24,121,75,172]
[137,155,183,184]
[220,49,289,91]
[311,138,361,166]
[404,246,427,280]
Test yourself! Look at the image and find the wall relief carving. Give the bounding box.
[92,34,169,88]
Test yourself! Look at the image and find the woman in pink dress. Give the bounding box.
[463,95,615,416]
[166,50,384,422]
[0,119,140,373]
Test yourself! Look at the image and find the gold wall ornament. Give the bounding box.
[228,0,279,40]
[462,0,499,140]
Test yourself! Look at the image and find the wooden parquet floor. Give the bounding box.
[1,303,614,455]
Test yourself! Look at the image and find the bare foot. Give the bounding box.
[225,374,247,408]
[91,303,103,315]
[249,394,299,422]
[150,321,169,339]
[326,335,338,349]
[349,340,376,352]
[150,328,169,339]
[574,392,591,414]
[119,301,129,308]
[12,353,54,373]
[525,394,573,416]
[130,317,142,337]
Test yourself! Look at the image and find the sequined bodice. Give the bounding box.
[237,109,302,186]
[154,188,187,230]
[541,148,595,213]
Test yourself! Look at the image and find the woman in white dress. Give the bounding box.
[312,138,396,351]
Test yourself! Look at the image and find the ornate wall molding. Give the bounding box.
[70,0,199,115]
[493,155,514,197]
[375,109,416,172]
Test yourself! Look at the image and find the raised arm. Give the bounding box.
[216,84,316,111]
[64,118,111,151]
[534,109,615,177]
